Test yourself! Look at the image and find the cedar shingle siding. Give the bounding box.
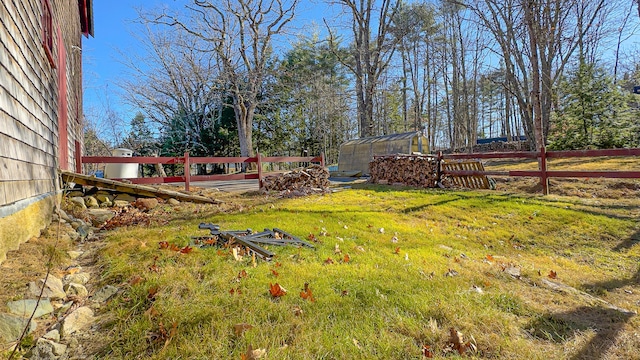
[0,0,90,262]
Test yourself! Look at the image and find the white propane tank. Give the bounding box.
[104,148,138,179]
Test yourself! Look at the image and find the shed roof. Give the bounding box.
[340,131,423,147]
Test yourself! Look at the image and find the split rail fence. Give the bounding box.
[75,143,324,192]
[439,147,640,195]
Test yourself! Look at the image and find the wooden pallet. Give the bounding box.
[442,160,491,189]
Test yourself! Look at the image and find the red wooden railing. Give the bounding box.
[77,149,325,192]
[439,147,640,195]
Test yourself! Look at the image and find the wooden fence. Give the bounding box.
[76,143,324,192]
[439,147,640,195]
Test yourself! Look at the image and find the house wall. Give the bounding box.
[0,0,84,263]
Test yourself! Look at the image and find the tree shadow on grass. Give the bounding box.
[612,228,640,252]
[527,260,638,359]
[583,264,640,298]
[526,306,634,360]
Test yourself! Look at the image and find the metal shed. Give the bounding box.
[337,131,429,175]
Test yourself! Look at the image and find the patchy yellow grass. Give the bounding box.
[88,186,640,359]
[483,156,640,199]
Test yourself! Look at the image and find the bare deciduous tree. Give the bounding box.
[119,25,221,155]
[148,0,299,158]
[328,0,401,138]
[462,0,606,149]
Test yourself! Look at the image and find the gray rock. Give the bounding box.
[113,200,131,207]
[0,313,37,343]
[37,338,67,356]
[29,276,66,300]
[168,198,180,205]
[114,193,136,203]
[64,283,89,298]
[99,198,113,208]
[28,341,55,360]
[95,194,114,204]
[42,329,60,342]
[69,197,87,210]
[66,190,84,198]
[61,307,94,338]
[55,302,73,316]
[31,338,67,359]
[505,266,521,279]
[70,221,81,230]
[76,225,92,239]
[58,209,73,222]
[63,272,90,285]
[67,231,80,242]
[86,209,114,226]
[67,251,83,260]
[134,198,159,211]
[7,299,54,318]
[84,196,99,208]
[92,285,118,303]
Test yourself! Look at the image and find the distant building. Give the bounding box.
[0,0,93,262]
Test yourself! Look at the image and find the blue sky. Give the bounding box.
[81,0,340,126]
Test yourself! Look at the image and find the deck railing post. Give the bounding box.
[75,141,82,173]
[539,146,549,195]
[436,151,443,185]
[257,152,263,189]
[184,152,190,192]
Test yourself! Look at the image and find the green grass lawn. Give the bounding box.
[94,187,640,359]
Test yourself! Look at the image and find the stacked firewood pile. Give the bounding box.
[369,154,443,188]
[262,165,331,196]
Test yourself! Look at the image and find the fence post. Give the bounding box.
[321,152,325,167]
[539,146,549,195]
[436,151,443,186]
[75,141,82,173]
[257,152,263,189]
[184,152,190,192]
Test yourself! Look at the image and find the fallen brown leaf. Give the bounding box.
[147,286,159,301]
[238,269,248,279]
[179,246,193,254]
[269,283,287,298]
[144,305,159,320]
[233,323,253,337]
[422,344,434,358]
[300,282,315,302]
[129,275,144,286]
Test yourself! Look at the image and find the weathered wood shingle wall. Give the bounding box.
[0,0,85,262]
[0,0,83,206]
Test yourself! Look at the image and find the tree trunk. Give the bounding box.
[233,98,255,158]
[153,153,167,178]
[524,0,544,150]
